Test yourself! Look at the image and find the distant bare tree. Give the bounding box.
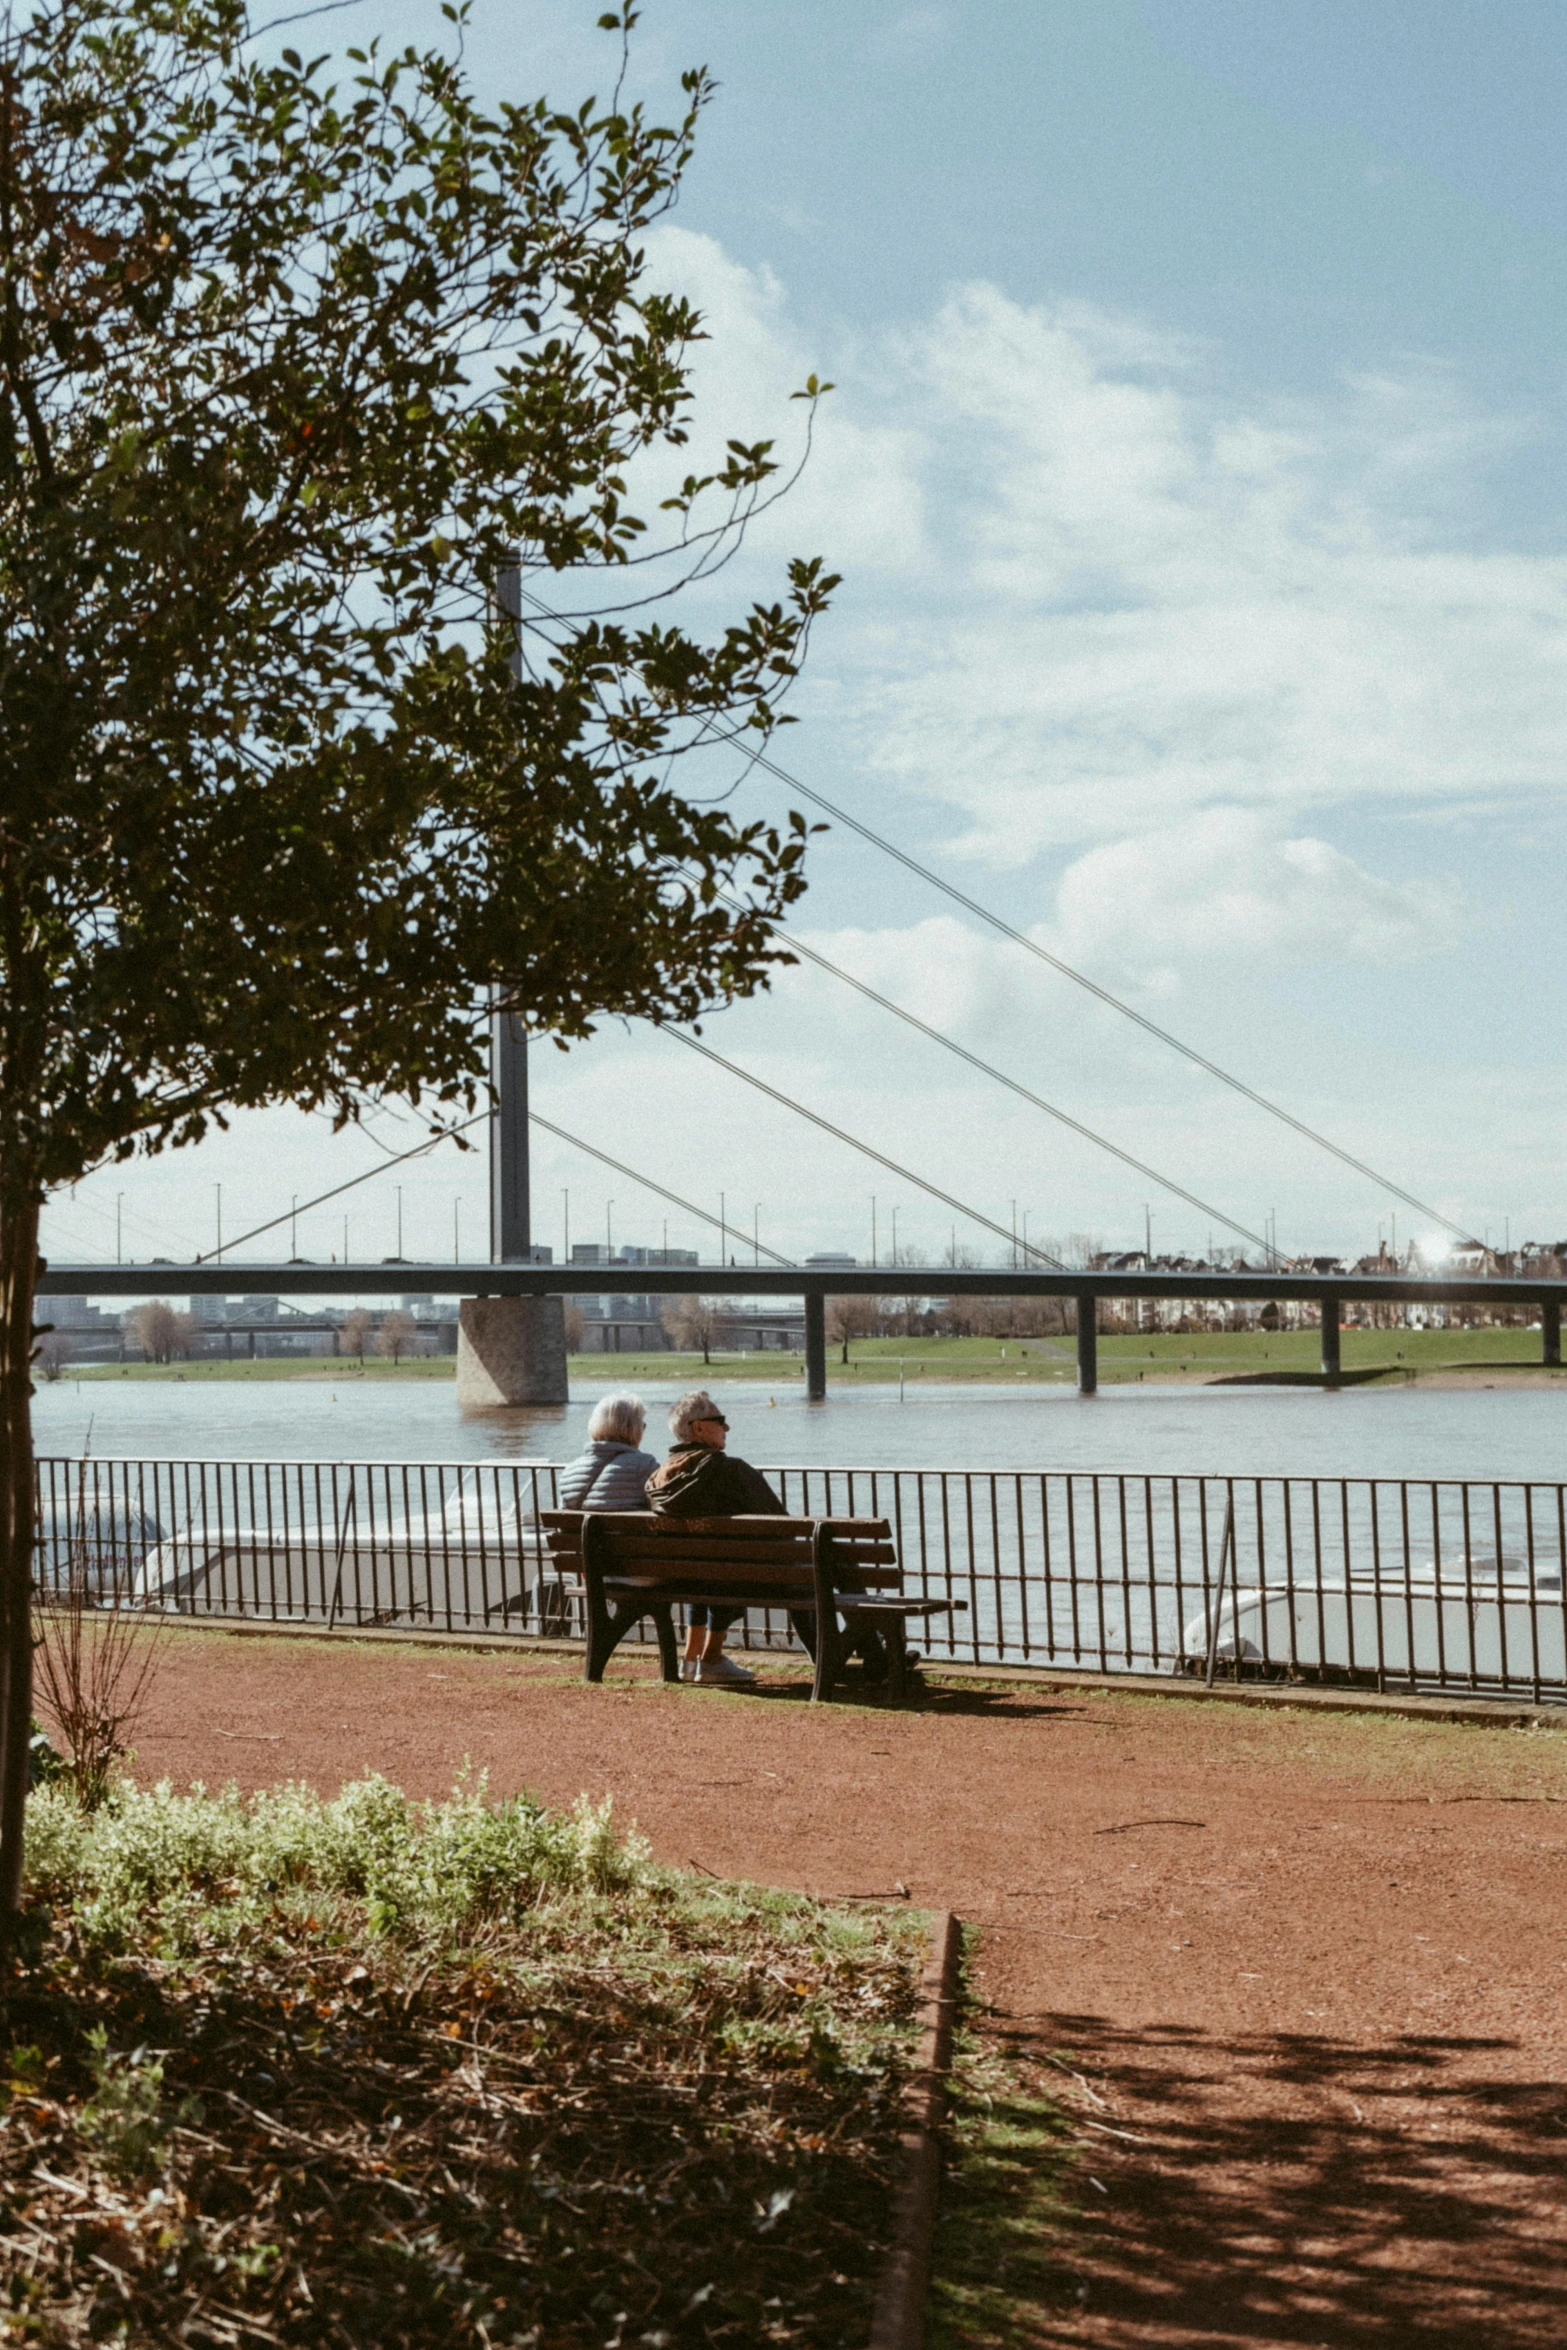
[376,1311,417,1365]
[127,1302,184,1363]
[341,1309,372,1364]
[34,1332,69,1382]
[662,1295,720,1364]
[563,1303,586,1353]
[825,1295,877,1364]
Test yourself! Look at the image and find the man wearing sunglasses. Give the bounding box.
[646,1389,887,1688]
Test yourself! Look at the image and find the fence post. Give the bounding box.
[1544,1298,1561,1369]
[1205,1494,1237,1685]
[1320,1295,1341,1383]
[1076,1296,1098,1395]
[805,1292,827,1401]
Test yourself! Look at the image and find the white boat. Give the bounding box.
[135,1468,553,1626]
[1182,1561,1567,1691]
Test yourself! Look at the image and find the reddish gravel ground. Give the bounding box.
[123,1630,1567,2349]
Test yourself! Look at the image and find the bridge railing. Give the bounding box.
[32,1454,1567,1703]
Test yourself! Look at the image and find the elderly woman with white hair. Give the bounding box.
[558,1393,659,1512]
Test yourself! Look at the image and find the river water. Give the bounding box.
[29,1371,1567,1484]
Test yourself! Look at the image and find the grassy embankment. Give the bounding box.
[62,1324,1567,1385]
[5,1772,926,2345]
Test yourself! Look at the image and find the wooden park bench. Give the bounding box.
[539,1510,964,1703]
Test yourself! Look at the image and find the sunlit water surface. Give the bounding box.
[30,1372,1567,1483]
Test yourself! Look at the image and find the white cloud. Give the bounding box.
[629,227,927,576]
[848,283,1567,860]
[1049,808,1464,985]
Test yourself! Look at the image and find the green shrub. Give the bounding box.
[26,1772,652,1947]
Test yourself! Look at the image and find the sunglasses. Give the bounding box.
[695,1414,729,1429]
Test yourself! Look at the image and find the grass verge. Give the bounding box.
[926,1941,1087,2349]
[1,1775,925,2347]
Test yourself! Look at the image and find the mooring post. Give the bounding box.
[805,1291,827,1401]
[1321,1294,1341,1383]
[1545,1297,1562,1368]
[1076,1295,1097,1395]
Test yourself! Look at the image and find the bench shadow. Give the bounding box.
[984,2009,1567,2348]
[739,1673,1084,1721]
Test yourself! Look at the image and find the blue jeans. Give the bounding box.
[687,1605,740,1635]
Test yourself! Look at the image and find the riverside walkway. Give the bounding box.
[131,1628,1566,2349]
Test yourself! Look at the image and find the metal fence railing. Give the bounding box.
[33,1455,1567,1702]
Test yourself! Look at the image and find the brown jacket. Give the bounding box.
[645,1442,786,1519]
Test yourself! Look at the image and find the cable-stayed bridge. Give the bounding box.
[41,740,1529,1399]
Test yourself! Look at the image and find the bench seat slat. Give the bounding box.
[600,1579,961,1616]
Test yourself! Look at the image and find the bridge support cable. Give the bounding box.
[746,747,1480,1249]
[663,1028,1068,1269]
[723,895,1271,1258]
[514,580,1476,1245]
[194,1112,489,1263]
[188,1104,802,1279]
[524,1111,797,1268]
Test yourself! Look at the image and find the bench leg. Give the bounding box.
[582,1521,613,1683]
[652,1603,680,1685]
[810,1612,844,1704]
[885,1615,909,1703]
[583,1588,612,1684]
[809,1529,844,1702]
[586,1600,644,1683]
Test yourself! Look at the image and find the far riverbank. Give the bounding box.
[50,1326,1567,1389]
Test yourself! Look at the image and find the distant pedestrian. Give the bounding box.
[559,1394,659,1510]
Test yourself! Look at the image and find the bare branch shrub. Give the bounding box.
[34,1583,163,1811]
[34,1473,164,1809]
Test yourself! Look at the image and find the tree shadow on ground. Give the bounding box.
[977,2008,1567,2348]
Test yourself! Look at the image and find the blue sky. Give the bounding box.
[47,1,1567,1278]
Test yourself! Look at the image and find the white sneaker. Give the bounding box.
[694,1654,758,1688]
[680,1658,702,1683]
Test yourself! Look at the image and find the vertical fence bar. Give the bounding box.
[1205,1490,1236,1685]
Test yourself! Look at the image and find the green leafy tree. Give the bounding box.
[0,0,837,1916]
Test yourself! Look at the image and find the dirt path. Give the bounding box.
[124,1631,1567,2348]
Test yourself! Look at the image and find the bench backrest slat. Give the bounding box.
[540,1511,891,1538]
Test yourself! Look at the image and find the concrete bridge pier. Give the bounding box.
[1545,1299,1562,1368]
[1076,1295,1097,1395]
[456,1295,568,1408]
[804,1292,827,1401]
[1321,1295,1341,1384]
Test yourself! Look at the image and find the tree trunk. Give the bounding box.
[0,1193,38,1923]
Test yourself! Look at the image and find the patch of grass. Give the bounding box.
[63,1325,1567,1384]
[3,1776,926,2346]
[72,1355,456,1380]
[928,1954,1084,2348]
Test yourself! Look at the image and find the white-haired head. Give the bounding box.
[669,1389,723,1441]
[587,1392,647,1446]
